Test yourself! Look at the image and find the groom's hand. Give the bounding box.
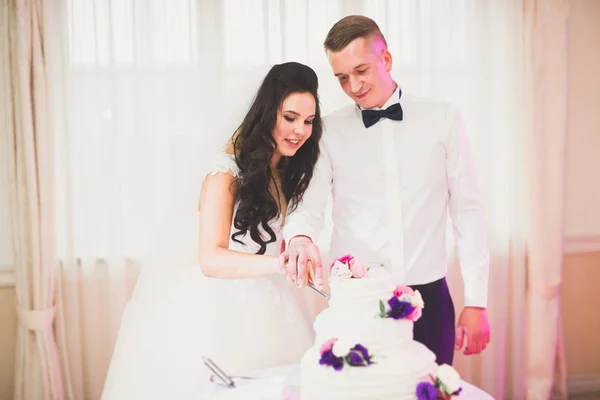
[455,307,491,355]
[279,236,323,290]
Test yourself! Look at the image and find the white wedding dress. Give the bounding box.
[101,153,315,400]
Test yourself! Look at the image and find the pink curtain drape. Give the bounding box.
[1,0,65,399]
[523,0,569,398]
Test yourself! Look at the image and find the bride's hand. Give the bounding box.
[281,258,315,288]
[279,237,323,290]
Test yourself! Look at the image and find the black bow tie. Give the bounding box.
[361,89,403,128]
[361,102,403,128]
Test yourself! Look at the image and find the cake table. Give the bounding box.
[202,363,495,399]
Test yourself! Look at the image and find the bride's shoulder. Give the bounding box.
[207,149,240,178]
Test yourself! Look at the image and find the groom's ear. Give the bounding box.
[381,49,393,72]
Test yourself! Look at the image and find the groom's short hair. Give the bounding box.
[324,15,388,52]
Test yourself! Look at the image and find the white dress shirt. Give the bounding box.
[283,85,490,308]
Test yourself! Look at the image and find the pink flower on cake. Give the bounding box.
[393,285,414,298]
[336,254,353,264]
[407,306,423,322]
[329,254,368,279]
[348,258,368,278]
[319,338,338,355]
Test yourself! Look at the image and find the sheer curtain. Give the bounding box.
[49,1,548,399]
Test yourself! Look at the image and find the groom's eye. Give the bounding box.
[357,69,367,74]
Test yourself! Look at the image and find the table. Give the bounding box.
[203,364,496,399]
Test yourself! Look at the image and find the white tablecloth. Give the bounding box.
[203,364,495,399]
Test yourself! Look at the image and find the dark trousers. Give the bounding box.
[409,278,455,366]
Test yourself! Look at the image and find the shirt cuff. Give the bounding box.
[282,223,316,250]
[463,274,489,308]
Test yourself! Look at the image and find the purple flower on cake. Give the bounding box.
[379,284,425,322]
[319,349,345,371]
[348,344,371,365]
[416,364,463,399]
[329,254,368,279]
[347,351,364,366]
[318,337,373,370]
[387,296,415,319]
[416,381,439,400]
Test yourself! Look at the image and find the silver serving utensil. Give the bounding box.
[203,357,236,388]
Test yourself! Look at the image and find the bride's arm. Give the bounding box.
[198,171,280,279]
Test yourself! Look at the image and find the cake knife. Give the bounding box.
[308,283,331,300]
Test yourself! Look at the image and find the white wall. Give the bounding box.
[0,144,14,400]
[0,43,15,399]
[561,0,600,395]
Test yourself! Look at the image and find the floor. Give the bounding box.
[569,393,600,400]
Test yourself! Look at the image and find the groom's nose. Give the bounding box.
[349,75,362,94]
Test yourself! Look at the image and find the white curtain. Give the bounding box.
[45,0,564,399]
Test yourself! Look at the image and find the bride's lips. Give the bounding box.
[284,138,301,149]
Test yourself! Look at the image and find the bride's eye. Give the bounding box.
[284,116,295,122]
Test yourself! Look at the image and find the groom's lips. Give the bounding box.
[355,90,370,99]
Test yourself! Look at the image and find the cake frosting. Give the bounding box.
[300,261,439,400]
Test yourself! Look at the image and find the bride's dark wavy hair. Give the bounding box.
[229,62,322,254]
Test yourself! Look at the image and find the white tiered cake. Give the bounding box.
[300,258,443,400]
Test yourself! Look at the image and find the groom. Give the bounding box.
[280,15,491,365]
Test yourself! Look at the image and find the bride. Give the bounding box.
[101,61,323,399]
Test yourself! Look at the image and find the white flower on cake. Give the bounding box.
[331,337,356,358]
[409,290,424,309]
[329,260,353,279]
[416,363,462,399]
[436,364,461,394]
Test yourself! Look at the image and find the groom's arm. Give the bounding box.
[445,106,490,309]
[283,138,333,244]
[281,135,333,288]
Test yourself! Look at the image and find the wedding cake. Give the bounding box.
[300,255,463,400]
